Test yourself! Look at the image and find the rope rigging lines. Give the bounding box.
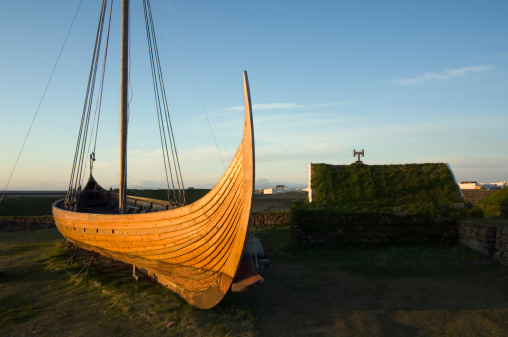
[167,0,226,172]
[2,0,226,210]
[143,0,186,207]
[0,0,84,204]
[65,0,112,209]
[65,0,187,209]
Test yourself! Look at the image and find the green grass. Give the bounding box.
[478,186,508,206]
[1,228,508,336]
[461,217,508,228]
[310,163,470,216]
[0,229,255,337]
[0,196,62,217]
[477,187,508,217]
[0,189,210,218]
[229,227,508,336]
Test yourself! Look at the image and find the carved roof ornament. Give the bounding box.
[353,149,364,164]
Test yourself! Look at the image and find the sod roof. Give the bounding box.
[310,163,464,215]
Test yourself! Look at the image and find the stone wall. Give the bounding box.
[252,212,289,227]
[458,221,508,265]
[290,208,459,248]
[461,189,495,204]
[0,216,55,231]
[0,213,291,231]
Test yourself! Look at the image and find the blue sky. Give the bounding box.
[1,0,507,191]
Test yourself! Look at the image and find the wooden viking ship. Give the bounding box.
[52,0,261,309]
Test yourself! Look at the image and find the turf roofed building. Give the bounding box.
[293,162,481,249]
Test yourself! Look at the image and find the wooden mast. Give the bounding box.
[119,0,129,214]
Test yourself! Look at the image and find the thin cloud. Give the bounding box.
[398,65,492,85]
[215,102,349,112]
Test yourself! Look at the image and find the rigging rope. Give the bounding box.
[65,0,112,208]
[143,0,186,206]
[167,0,226,171]
[0,0,84,204]
[91,0,114,167]
[64,0,187,209]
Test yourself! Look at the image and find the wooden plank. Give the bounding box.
[53,71,257,309]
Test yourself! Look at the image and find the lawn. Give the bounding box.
[1,227,507,336]
[0,196,62,216]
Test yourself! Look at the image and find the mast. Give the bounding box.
[119,0,129,214]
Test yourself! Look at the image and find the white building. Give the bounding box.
[479,181,508,190]
[459,181,480,190]
[263,185,289,194]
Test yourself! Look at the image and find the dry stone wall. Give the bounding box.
[1,213,291,231]
[461,190,495,204]
[252,212,289,227]
[0,217,55,231]
[459,221,508,265]
[290,210,459,248]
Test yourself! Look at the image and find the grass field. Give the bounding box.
[0,191,307,218]
[252,192,307,212]
[0,196,62,217]
[477,187,508,217]
[2,227,508,336]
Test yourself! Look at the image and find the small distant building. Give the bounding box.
[459,181,480,190]
[293,187,307,192]
[494,181,508,189]
[479,181,508,190]
[263,185,289,194]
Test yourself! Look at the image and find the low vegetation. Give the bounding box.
[0,229,255,336]
[1,227,508,336]
[1,188,507,335]
[0,196,62,217]
[0,189,210,219]
[477,186,508,217]
[310,163,476,216]
[252,192,307,213]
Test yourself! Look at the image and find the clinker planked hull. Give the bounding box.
[52,71,258,309]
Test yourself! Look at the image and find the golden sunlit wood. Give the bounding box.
[53,71,260,309]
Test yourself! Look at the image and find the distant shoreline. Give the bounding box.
[1,191,67,197]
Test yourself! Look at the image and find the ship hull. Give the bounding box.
[53,72,258,309]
